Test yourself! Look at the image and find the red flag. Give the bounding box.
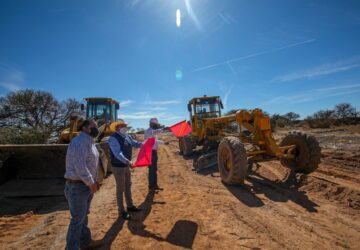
[170,120,191,137]
[133,138,155,167]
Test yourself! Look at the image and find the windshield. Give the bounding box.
[87,102,111,124]
[194,99,220,118]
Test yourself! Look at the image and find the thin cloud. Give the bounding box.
[147,106,168,111]
[126,0,141,8]
[121,111,181,121]
[275,57,360,82]
[219,83,233,111]
[193,39,316,72]
[0,82,20,92]
[218,12,237,25]
[0,63,24,92]
[147,100,180,105]
[314,83,360,92]
[120,100,134,107]
[262,83,360,106]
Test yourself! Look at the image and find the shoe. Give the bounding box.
[149,185,163,191]
[121,211,132,220]
[154,186,163,191]
[127,205,142,212]
[80,239,104,250]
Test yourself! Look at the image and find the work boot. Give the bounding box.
[121,211,132,220]
[127,205,142,212]
[80,239,104,250]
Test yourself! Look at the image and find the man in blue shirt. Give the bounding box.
[108,121,143,220]
[64,118,103,250]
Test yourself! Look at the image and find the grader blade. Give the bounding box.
[193,151,218,172]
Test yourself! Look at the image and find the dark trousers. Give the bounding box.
[148,150,158,188]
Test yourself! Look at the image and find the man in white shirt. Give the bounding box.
[144,118,168,190]
[64,119,103,250]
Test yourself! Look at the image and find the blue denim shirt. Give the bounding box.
[64,132,99,186]
[108,132,142,164]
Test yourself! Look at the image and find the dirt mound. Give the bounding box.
[300,175,360,210]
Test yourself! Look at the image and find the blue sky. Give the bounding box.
[1,0,360,128]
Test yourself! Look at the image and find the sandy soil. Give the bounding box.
[1,127,360,250]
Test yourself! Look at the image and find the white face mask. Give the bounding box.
[119,127,127,135]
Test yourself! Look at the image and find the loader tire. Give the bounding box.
[280,132,321,173]
[178,138,184,155]
[218,136,248,185]
[183,135,193,156]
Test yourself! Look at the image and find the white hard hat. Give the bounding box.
[150,118,159,124]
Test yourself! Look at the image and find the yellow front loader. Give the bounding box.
[0,97,122,193]
[179,95,321,185]
[59,97,123,143]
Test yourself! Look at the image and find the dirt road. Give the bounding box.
[1,130,360,249]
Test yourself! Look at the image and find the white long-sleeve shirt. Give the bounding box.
[144,128,164,150]
[64,132,99,186]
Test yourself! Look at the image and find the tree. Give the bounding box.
[306,109,335,128]
[333,103,358,125]
[0,89,82,141]
[284,112,300,126]
[270,113,288,128]
[334,103,356,119]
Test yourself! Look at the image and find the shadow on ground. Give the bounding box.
[225,167,318,212]
[192,157,318,212]
[100,190,199,249]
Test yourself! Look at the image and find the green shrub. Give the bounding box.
[0,127,51,144]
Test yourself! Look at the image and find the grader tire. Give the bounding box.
[178,138,184,155]
[280,132,321,173]
[218,136,248,185]
[183,136,193,156]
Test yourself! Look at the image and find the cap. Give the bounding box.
[150,118,159,124]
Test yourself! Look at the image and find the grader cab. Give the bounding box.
[179,95,321,185]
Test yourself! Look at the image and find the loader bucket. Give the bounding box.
[0,144,68,185]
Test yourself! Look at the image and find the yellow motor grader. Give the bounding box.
[179,95,321,185]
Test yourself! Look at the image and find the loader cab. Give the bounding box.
[188,95,223,133]
[84,97,120,126]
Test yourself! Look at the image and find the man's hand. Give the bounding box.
[89,182,100,194]
[128,161,134,168]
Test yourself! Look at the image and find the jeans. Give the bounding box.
[148,150,158,188]
[112,166,134,213]
[64,182,93,250]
